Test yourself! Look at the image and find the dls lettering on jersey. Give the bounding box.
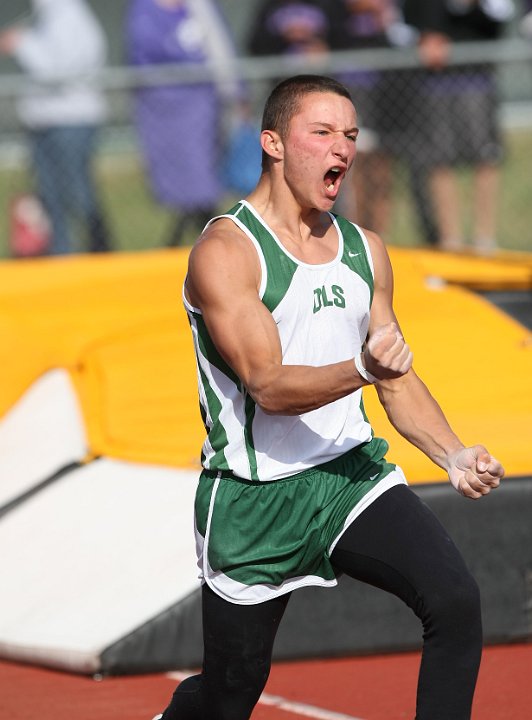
[313,285,345,314]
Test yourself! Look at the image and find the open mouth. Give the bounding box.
[324,167,342,193]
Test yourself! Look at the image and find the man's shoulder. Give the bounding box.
[332,214,383,247]
[191,213,256,268]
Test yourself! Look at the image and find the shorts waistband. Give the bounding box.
[200,442,378,486]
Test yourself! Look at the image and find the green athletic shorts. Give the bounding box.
[194,437,407,604]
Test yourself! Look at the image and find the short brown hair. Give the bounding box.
[261,74,353,143]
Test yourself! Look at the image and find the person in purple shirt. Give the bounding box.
[248,0,331,57]
[126,0,238,245]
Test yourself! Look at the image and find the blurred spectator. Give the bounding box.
[0,0,112,256]
[403,0,515,254]
[246,2,333,201]
[327,0,405,235]
[521,0,532,37]
[221,102,263,198]
[126,0,240,246]
[248,0,331,59]
[248,2,437,245]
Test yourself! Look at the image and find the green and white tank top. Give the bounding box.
[183,200,376,482]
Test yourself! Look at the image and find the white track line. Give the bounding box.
[258,691,367,720]
[166,671,367,720]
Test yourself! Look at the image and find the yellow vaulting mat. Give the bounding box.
[76,317,201,469]
[0,247,530,483]
[404,246,532,290]
[0,249,190,416]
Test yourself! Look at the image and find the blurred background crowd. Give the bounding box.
[0,0,531,258]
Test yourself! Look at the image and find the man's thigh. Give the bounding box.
[330,484,471,608]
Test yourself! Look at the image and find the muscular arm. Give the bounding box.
[185,220,367,415]
[365,230,460,464]
[365,230,503,497]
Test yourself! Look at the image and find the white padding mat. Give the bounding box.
[0,458,199,673]
[0,369,88,508]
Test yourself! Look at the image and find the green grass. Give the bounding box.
[1,129,531,259]
[98,155,174,253]
[389,129,532,252]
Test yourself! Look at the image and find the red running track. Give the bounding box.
[1,643,530,720]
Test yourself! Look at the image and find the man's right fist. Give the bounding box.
[363,322,413,380]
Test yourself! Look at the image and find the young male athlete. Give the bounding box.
[154,74,504,720]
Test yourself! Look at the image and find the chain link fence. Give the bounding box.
[0,39,531,258]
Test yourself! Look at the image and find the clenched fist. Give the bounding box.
[447,445,504,499]
[363,322,413,381]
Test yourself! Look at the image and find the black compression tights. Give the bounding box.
[160,485,482,720]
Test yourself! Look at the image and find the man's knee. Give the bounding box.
[207,656,269,717]
[423,568,481,636]
[163,669,267,720]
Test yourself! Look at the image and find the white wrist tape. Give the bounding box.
[354,352,379,384]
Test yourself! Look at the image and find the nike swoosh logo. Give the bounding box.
[369,473,379,481]
[348,251,360,258]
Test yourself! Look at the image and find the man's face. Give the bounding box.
[282,91,358,211]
